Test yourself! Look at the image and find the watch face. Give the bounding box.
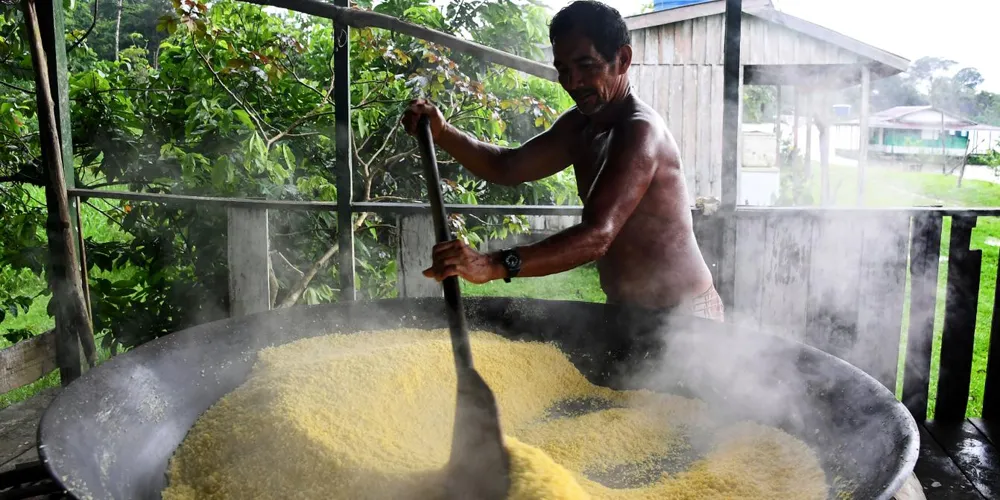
[504,253,520,267]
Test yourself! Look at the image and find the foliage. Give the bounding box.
[0,0,576,351]
[774,140,813,206]
[742,85,776,124]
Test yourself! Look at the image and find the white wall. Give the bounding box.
[969,129,1000,155]
[739,168,781,206]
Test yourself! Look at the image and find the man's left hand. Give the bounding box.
[423,239,503,284]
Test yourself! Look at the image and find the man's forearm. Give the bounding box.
[496,224,611,279]
[436,123,516,185]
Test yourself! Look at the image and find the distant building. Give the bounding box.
[834,106,1000,160]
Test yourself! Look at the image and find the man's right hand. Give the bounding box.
[401,99,447,140]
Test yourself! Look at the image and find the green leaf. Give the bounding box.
[232,109,254,129]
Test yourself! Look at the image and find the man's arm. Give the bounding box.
[508,118,662,277]
[423,117,667,283]
[402,99,579,186]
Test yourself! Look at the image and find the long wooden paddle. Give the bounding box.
[415,115,511,499]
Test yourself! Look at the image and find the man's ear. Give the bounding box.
[616,45,633,75]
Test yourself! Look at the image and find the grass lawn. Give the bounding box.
[462,263,606,303]
[0,184,130,409]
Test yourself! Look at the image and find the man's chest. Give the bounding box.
[571,129,614,202]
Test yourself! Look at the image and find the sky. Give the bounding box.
[539,0,1000,92]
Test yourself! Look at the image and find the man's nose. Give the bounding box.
[561,69,584,91]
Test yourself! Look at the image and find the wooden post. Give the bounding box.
[774,85,782,168]
[804,89,813,180]
[818,92,831,205]
[397,214,441,298]
[935,215,981,421]
[858,65,870,206]
[334,0,356,301]
[792,87,800,154]
[227,207,271,317]
[941,111,947,174]
[24,0,96,383]
[720,0,742,212]
[902,213,942,420]
[717,0,742,311]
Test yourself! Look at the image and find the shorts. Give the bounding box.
[674,286,725,322]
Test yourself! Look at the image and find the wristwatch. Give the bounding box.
[498,248,521,283]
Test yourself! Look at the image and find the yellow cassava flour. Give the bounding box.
[161,329,828,500]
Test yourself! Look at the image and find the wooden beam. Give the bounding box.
[241,0,557,82]
[66,188,1000,218]
[984,249,1000,420]
[397,214,441,299]
[857,65,870,206]
[804,89,812,180]
[774,85,782,168]
[24,0,95,384]
[0,330,57,394]
[227,207,271,317]
[623,0,727,31]
[721,0,742,211]
[792,88,799,152]
[935,215,981,421]
[334,0,356,302]
[816,92,832,205]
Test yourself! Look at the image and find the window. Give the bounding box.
[921,129,939,140]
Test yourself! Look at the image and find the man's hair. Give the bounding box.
[549,1,631,63]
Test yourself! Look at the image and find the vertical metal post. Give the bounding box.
[858,65,870,206]
[720,0,742,212]
[334,0,356,301]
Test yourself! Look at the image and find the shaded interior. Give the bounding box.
[38,297,918,500]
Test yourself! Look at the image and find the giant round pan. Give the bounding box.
[37,297,918,499]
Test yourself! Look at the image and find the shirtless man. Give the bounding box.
[401,0,723,321]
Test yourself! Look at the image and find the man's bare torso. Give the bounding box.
[566,94,714,309]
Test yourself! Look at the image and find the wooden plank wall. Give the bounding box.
[626,14,864,203]
[0,330,57,394]
[727,211,911,390]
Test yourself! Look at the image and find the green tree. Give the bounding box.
[1,0,576,351]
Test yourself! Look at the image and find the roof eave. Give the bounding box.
[622,1,910,75]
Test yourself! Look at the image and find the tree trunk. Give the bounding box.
[114,0,123,60]
[24,0,98,380]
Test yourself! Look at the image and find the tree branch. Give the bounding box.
[276,212,370,308]
[191,39,270,140]
[266,109,335,149]
[68,0,99,54]
[0,79,34,94]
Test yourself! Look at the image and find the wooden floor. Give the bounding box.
[0,389,57,473]
[914,419,998,499]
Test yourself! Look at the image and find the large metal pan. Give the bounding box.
[37,297,918,499]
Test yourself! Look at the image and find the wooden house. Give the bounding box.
[540,0,910,205]
[834,106,992,160]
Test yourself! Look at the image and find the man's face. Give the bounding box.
[551,31,630,115]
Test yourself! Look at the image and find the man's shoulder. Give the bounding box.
[613,101,678,164]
